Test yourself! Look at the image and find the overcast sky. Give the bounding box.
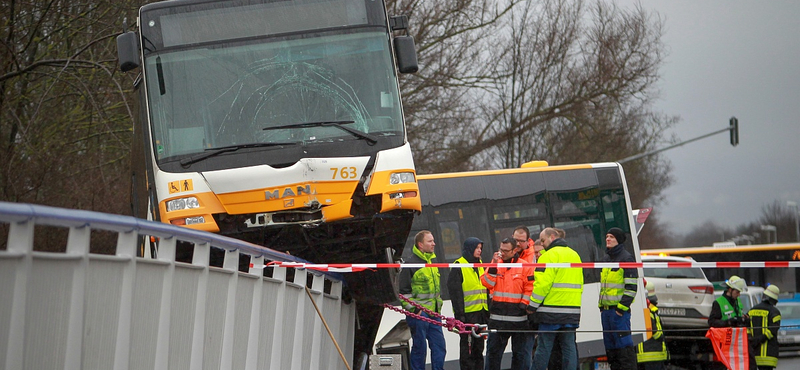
[619,1,800,236]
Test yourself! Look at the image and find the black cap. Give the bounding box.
[607,228,626,244]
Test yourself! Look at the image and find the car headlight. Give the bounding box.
[166,197,200,212]
[389,172,415,185]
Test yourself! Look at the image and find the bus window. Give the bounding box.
[492,202,546,221]
[554,222,602,284]
[438,220,462,261]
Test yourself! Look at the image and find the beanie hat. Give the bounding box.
[607,228,626,244]
[462,237,484,261]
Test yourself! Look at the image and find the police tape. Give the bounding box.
[268,261,800,272]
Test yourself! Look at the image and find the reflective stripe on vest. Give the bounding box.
[715,295,743,321]
[489,313,527,322]
[599,268,626,307]
[637,307,668,362]
[402,245,442,312]
[537,306,581,315]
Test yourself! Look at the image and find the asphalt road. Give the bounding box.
[777,355,800,369]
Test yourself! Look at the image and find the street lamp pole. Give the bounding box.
[760,225,777,244]
[788,201,799,243]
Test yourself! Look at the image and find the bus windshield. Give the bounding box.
[144,30,404,162]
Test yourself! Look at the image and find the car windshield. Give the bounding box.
[777,302,800,320]
[643,267,706,279]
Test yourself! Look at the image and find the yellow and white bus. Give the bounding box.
[376,162,649,367]
[117,0,421,309]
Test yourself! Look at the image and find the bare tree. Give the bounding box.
[387,0,523,172]
[0,0,139,250]
[390,0,677,244]
[757,201,798,243]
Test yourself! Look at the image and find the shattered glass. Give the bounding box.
[144,31,403,161]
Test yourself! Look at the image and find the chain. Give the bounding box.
[382,294,488,338]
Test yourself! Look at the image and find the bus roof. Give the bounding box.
[417,162,619,180]
[641,242,800,256]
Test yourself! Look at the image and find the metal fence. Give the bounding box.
[0,202,355,370]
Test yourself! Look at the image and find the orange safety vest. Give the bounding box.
[706,327,750,370]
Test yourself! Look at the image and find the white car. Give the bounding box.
[642,255,716,328]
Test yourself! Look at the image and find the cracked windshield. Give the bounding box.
[145,31,403,161]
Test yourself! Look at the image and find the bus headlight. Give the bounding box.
[390,172,415,185]
[166,197,200,212]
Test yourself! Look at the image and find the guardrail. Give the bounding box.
[0,202,355,370]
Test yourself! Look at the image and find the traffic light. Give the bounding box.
[729,116,739,147]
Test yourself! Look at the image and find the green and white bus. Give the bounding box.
[377,161,649,368]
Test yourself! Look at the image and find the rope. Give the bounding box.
[271,260,800,272]
[382,294,487,338]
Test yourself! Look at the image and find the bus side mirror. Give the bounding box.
[393,35,418,74]
[117,31,140,72]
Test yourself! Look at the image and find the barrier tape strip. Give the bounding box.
[269,261,800,272]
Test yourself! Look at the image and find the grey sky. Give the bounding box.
[621,1,800,236]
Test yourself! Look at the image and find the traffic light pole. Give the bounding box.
[617,117,739,164]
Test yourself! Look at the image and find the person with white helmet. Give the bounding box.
[709,275,749,328]
[708,275,756,369]
[748,284,782,369]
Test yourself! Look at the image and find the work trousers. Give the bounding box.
[636,361,666,370]
[407,312,446,370]
[485,331,533,370]
[601,309,636,370]
[458,331,485,370]
[458,310,488,370]
[532,326,578,370]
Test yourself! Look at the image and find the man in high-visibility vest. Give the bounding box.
[636,281,668,370]
[447,237,489,370]
[748,284,782,370]
[528,227,583,370]
[399,230,445,370]
[482,238,534,370]
[599,227,638,370]
[708,275,756,370]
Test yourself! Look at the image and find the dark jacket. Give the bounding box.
[708,291,746,328]
[600,243,638,310]
[748,299,781,368]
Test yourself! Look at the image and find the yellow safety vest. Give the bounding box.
[637,304,668,363]
[529,246,583,323]
[599,268,636,311]
[454,257,488,313]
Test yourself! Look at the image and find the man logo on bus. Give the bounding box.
[265,185,313,200]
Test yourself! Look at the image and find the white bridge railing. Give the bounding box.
[0,202,355,370]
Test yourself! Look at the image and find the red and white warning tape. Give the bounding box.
[269,261,800,272]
